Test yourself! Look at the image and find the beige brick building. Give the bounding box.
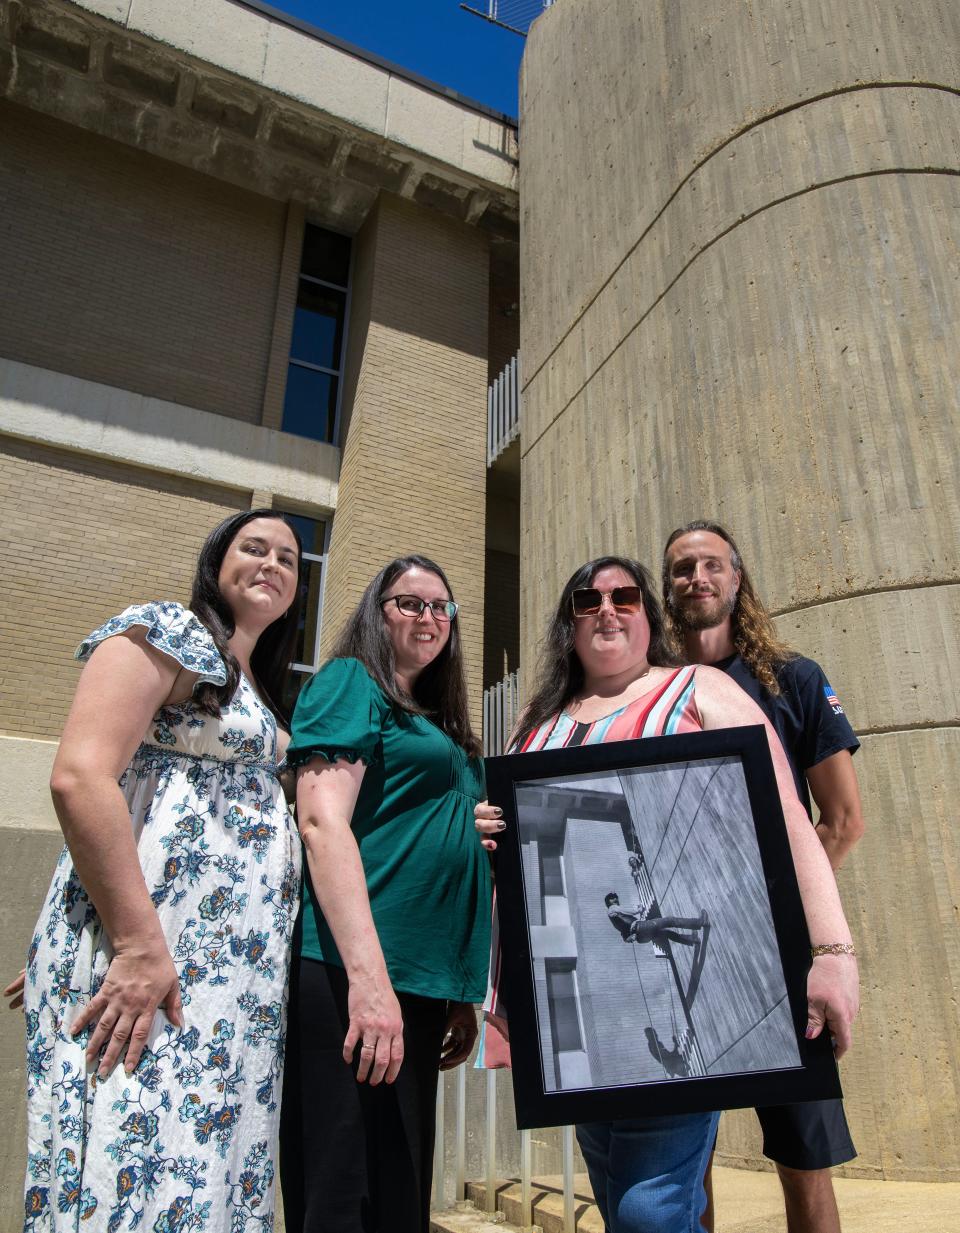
[0,0,519,1215]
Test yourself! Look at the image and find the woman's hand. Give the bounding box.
[440,1001,478,1070]
[4,970,25,1010]
[474,800,505,852]
[805,953,860,1058]
[70,939,182,1077]
[344,976,404,1085]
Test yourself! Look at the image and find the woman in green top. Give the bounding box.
[280,554,491,1233]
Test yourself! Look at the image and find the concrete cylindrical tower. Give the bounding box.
[520,0,960,1181]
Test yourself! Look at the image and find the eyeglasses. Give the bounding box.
[381,594,459,621]
[571,586,645,617]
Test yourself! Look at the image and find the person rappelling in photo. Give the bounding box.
[604,891,709,947]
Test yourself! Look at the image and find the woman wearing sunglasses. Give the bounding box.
[279,555,491,1233]
[476,556,859,1233]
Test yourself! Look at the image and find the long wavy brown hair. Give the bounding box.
[514,556,680,749]
[661,520,795,695]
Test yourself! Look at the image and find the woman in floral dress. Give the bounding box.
[21,510,303,1233]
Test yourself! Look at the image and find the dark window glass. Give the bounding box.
[290,280,346,370]
[292,556,324,666]
[541,848,564,897]
[546,963,583,1053]
[284,513,326,556]
[282,366,338,442]
[301,225,351,286]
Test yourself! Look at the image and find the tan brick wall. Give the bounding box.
[0,101,285,424]
[0,436,247,740]
[320,194,489,723]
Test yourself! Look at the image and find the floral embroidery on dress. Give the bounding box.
[23,604,300,1233]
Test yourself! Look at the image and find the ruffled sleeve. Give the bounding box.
[286,657,390,769]
[76,602,226,687]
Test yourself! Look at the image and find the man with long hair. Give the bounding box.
[662,520,864,1233]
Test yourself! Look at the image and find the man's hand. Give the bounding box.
[440,1001,478,1070]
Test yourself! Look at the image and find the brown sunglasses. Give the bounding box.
[571,586,645,617]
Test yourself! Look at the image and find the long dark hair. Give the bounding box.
[661,520,796,695]
[330,554,481,758]
[515,556,679,749]
[190,509,304,725]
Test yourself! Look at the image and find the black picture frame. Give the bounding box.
[485,725,840,1129]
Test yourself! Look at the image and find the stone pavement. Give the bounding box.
[430,1166,960,1233]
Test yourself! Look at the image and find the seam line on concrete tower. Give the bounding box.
[856,721,960,737]
[521,164,960,459]
[521,80,960,402]
[772,578,959,618]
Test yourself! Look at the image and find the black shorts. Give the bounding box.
[756,1099,856,1170]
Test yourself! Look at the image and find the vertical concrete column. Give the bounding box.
[320,194,490,720]
[520,0,960,1180]
[261,199,306,432]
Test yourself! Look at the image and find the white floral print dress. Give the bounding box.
[22,603,300,1233]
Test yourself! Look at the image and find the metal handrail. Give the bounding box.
[482,669,521,757]
[487,352,521,465]
[429,669,585,1229]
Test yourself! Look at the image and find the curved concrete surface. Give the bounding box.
[520,0,960,1180]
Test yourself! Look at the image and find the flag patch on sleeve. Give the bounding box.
[824,684,844,714]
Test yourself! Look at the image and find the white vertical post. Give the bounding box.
[487,384,494,464]
[520,1128,532,1226]
[563,1124,576,1231]
[433,1073,445,1208]
[455,1063,467,1201]
[485,1067,498,1213]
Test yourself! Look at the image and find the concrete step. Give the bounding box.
[430,1174,601,1233]
[430,1167,960,1233]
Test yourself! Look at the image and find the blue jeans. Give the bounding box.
[576,1111,720,1233]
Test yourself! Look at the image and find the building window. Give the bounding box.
[546,961,584,1054]
[281,511,331,715]
[282,224,351,444]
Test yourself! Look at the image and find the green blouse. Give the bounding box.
[286,657,492,1003]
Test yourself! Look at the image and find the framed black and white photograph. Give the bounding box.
[486,725,841,1129]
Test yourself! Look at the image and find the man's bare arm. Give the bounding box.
[807,749,865,871]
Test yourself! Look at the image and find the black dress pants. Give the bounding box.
[280,958,448,1233]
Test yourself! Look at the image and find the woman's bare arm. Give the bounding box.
[52,630,190,1074]
[296,758,404,1084]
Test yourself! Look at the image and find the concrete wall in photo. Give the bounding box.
[620,760,799,1075]
[520,0,960,1179]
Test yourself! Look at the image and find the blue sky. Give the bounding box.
[270,0,524,118]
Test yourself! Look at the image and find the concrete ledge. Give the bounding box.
[0,735,60,833]
[68,0,519,189]
[0,357,339,511]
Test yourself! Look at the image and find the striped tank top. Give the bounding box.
[515,665,703,752]
[477,665,702,1068]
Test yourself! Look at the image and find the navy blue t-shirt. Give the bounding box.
[714,653,859,819]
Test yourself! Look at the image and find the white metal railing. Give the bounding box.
[431,669,586,1228]
[487,352,521,465]
[433,1064,586,1229]
[482,669,521,757]
[461,1,556,38]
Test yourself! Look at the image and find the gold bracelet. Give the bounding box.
[810,942,857,958]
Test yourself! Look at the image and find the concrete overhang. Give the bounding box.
[0,357,339,512]
[0,0,519,239]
